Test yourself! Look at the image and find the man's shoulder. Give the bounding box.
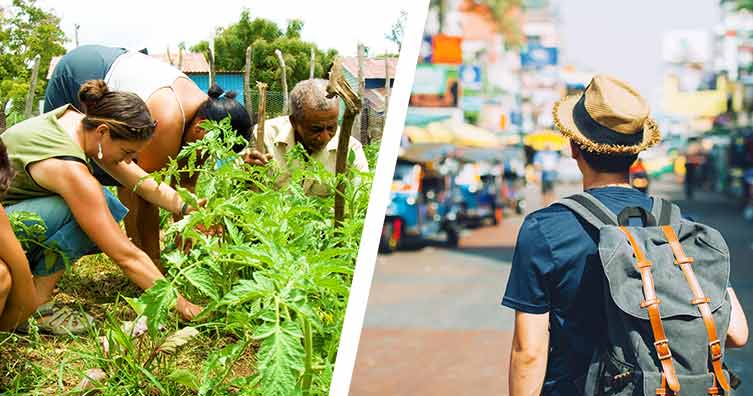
[347,136,365,150]
[262,116,294,144]
[523,202,575,226]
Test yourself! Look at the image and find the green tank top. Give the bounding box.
[1,104,93,205]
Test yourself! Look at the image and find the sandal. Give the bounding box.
[38,306,94,335]
[13,303,95,335]
[35,304,95,335]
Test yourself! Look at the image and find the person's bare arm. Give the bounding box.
[28,159,200,319]
[0,206,41,330]
[99,160,185,215]
[509,311,550,396]
[727,287,749,348]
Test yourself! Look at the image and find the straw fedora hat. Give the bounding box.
[552,74,660,155]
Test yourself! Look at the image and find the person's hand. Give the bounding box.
[181,198,208,217]
[243,149,272,166]
[176,294,203,321]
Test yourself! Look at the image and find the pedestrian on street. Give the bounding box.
[503,75,748,395]
[684,137,705,200]
[533,143,559,201]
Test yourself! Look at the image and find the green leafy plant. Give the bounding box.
[80,117,373,395]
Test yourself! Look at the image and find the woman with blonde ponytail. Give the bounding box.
[1,80,202,334]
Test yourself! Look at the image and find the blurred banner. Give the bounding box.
[432,34,463,64]
[520,44,558,68]
[410,64,459,107]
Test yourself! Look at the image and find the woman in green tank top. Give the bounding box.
[0,80,202,333]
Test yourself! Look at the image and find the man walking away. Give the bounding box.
[503,75,748,396]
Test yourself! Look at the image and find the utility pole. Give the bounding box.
[74,24,80,47]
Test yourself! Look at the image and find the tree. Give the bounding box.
[191,9,337,93]
[0,0,66,130]
[385,10,408,52]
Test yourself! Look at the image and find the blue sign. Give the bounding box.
[420,35,433,64]
[520,45,558,68]
[459,65,482,91]
[509,111,522,126]
[461,96,484,112]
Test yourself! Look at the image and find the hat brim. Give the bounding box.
[553,95,661,155]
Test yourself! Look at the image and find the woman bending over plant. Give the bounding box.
[1,80,202,334]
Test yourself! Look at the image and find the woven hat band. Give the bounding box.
[573,94,643,147]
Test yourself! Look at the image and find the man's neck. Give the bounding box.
[581,172,630,190]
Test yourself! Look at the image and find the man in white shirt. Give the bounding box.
[244,79,369,195]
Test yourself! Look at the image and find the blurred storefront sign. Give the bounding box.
[410,64,459,108]
[459,64,482,90]
[520,44,558,68]
[662,30,712,64]
[406,107,465,126]
[432,34,463,64]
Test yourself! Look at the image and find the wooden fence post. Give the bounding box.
[243,45,254,123]
[309,47,315,79]
[275,49,289,114]
[357,43,369,144]
[208,37,216,88]
[384,54,391,117]
[24,54,41,118]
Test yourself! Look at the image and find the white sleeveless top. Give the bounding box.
[104,51,188,124]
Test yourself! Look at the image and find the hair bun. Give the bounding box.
[207,84,224,99]
[224,91,237,100]
[78,80,110,108]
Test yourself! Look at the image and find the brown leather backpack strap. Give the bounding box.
[661,226,731,392]
[620,227,681,393]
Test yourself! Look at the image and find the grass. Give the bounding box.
[0,253,257,395]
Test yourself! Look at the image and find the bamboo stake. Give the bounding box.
[255,82,268,154]
[309,47,315,79]
[357,43,368,144]
[384,54,391,114]
[275,49,289,114]
[326,58,361,229]
[243,46,254,123]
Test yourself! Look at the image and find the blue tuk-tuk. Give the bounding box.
[379,144,464,253]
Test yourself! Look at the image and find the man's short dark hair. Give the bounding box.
[579,146,637,173]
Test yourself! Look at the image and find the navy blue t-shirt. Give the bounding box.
[502,187,653,395]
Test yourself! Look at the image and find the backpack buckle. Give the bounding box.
[675,256,694,265]
[709,339,723,361]
[654,339,672,360]
[636,260,652,269]
[640,298,661,308]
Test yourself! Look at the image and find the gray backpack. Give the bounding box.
[557,192,733,396]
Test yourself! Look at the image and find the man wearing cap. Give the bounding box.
[504,75,660,395]
[243,79,369,196]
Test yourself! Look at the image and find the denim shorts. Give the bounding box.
[5,187,128,276]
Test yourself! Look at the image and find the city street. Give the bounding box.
[350,178,753,395]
